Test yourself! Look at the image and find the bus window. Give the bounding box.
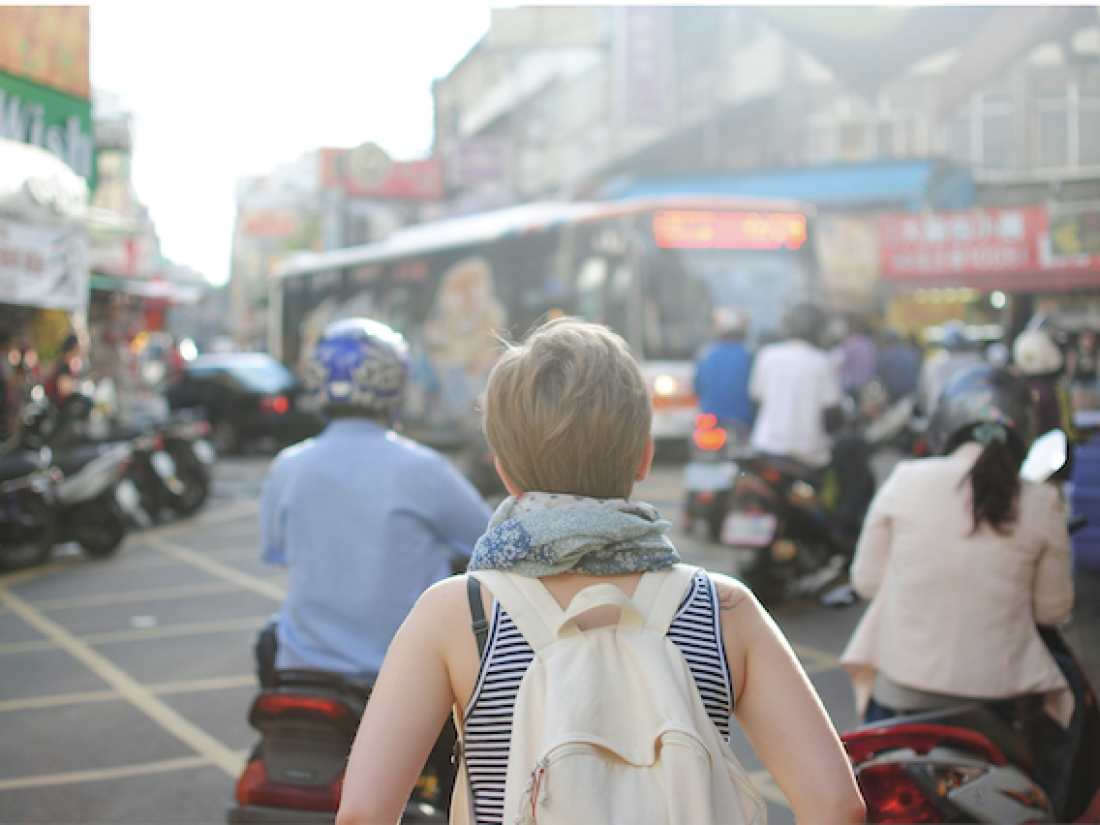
[576,257,608,323]
[642,247,808,360]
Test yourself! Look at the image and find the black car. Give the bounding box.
[166,354,323,454]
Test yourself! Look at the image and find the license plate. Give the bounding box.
[720,512,778,547]
[683,461,737,492]
[151,451,178,479]
[192,439,216,465]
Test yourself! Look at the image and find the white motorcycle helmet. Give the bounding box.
[1012,329,1063,376]
[712,306,748,338]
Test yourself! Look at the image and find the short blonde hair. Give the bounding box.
[484,318,652,499]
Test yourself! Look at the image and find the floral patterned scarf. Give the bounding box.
[467,492,680,577]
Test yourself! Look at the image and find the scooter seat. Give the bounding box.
[755,454,822,486]
[863,703,1035,772]
[54,443,112,477]
[0,451,43,482]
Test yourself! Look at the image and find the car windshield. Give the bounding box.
[223,360,296,393]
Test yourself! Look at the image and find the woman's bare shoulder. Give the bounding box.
[704,571,756,614]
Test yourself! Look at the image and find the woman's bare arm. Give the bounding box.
[714,574,865,825]
[336,580,464,825]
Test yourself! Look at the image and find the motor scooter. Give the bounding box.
[228,669,450,824]
[0,444,59,570]
[683,412,874,604]
[841,430,1100,823]
[22,388,141,558]
[161,409,215,517]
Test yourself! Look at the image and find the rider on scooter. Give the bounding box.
[256,318,491,686]
[841,365,1079,814]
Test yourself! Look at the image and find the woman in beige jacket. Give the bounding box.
[841,365,1076,807]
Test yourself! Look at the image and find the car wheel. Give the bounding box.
[212,420,239,455]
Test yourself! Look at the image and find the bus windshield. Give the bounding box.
[642,247,809,361]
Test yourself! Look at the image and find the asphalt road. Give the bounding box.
[1,455,1096,824]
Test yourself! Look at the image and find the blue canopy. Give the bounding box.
[601,161,974,212]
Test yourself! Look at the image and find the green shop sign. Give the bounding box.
[0,70,94,187]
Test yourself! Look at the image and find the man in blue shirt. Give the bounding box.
[257,318,490,685]
[875,328,922,403]
[694,307,755,429]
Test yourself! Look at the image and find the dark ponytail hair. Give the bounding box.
[946,428,1025,535]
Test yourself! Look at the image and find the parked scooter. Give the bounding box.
[161,409,215,516]
[228,669,450,824]
[21,388,141,558]
[0,443,59,570]
[841,430,1100,823]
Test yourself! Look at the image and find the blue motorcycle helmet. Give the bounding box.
[305,318,409,423]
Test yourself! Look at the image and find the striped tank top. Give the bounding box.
[462,571,734,825]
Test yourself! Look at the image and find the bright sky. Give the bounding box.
[89,1,496,286]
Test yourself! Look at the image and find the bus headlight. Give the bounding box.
[653,375,679,397]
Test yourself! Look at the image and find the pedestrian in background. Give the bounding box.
[693,306,755,430]
[839,315,876,397]
[875,328,921,403]
[917,320,984,415]
[1069,330,1099,411]
[43,333,84,410]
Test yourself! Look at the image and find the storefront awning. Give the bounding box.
[90,272,206,306]
[600,161,974,212]
[0,137,88,225]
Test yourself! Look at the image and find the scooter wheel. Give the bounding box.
[168,463,209,516]
[73,504,127,559]
[0,497,56,571]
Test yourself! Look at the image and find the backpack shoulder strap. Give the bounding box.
[633,563,700,634]
[469,570,560,651]
[466,575,489,660]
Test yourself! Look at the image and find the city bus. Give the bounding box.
[274,196,819,447]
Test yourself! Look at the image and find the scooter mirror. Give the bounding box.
[1020,429,1068,484]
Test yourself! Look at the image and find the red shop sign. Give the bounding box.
[880,207,1046,280]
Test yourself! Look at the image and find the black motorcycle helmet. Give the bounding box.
[785,303,824,346]
[926,365,1037,458]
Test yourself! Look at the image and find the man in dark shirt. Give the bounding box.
[875,329,921,402]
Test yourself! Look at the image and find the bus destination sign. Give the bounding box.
[653,210,807,251]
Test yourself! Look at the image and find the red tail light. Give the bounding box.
[254,694,349,720]
[235,759,341,812]
[842,724,1006,765]
[857,764,942,824]
[693,428,727,451]
[696,413,718,430]
[697,491,715,504]
[260,395,290,414]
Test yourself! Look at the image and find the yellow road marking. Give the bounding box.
[0,674,256,714]
[0,688,119,713]
[0,589,244,776]
[0,755,214,792]
[147,500,259,541]
[81,616,270,646]
[151,673,256,694]
[145,535,285,601]
[25,580,243,612]
[792,643,842,675]
[0,616,271,656]
[0,639,56,655]
[746,768,791,809]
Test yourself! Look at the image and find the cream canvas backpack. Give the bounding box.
[457,563,767,825]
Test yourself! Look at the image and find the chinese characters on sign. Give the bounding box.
[0,219,88,310]
[654,210,807,251]
[880,208,1046,279]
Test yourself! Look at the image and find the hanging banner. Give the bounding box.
[0,218,88,310]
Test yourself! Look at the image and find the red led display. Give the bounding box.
[654,210,807,251]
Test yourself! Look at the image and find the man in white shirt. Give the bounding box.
[749,304,842,469]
